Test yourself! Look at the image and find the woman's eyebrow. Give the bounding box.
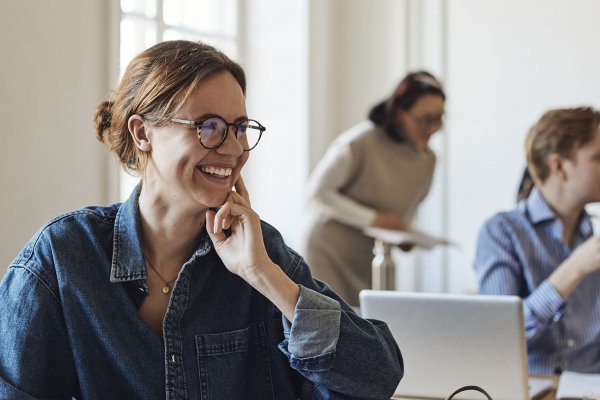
[190,113,248,122]
[190,112,220,121]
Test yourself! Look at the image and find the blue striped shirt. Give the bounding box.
[474,188,600,375]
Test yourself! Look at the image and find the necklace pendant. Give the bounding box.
[162,285,171,294]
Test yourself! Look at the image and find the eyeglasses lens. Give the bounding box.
[198,118,225,148]
[238,120,263,150]
[198,117,262,150]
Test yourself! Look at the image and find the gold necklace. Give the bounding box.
[144,255,178,294]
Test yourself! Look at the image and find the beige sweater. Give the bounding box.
[300,121,436,305]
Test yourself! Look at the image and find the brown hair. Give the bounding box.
[525,107,600,183]
[94,40,246,174]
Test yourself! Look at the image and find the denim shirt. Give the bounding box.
[0,186,403,400]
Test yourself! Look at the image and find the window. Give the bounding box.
[118,0,240,200]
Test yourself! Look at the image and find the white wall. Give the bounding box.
[309,0,408,169]
[334,0,408,141]
[0,1,114,273]
[445,0,600,292]
[240,0,309,248]
[243,0,408,249]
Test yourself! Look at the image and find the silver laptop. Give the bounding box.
[359,290,553,400]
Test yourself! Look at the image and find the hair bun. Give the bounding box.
[94,100,113,143]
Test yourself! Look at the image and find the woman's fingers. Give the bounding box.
[210,194,256,234]
[206,209,227,243]
[212,201,230,234]
[208,182,256,237]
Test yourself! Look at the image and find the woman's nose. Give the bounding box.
[216,126,244,156]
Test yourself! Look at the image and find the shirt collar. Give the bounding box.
[110,183,213,284]
[524,187,593,239]
[524,187,556,225]
[110,183,146,283]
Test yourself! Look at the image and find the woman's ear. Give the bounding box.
[547,153,567,180]
[128,115,152,152]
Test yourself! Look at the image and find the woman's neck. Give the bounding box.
[138,186,206,270]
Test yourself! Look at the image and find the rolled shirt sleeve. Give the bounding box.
[280,285,341,360]
[524,280,566,330]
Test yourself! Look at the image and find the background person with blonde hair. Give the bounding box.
[474,106,600,375]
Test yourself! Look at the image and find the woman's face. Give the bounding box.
[562,127,600,204]
[395,94,445,149]
[144,70,249,211]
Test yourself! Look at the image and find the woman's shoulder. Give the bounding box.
[260,220,293,254]
[10,204,120,269]
[50,204,121,226]
[259,220,303,276]
[6,203,121,301]
[37,204,120,240]
[333,120,379,146]
[328,121,389,165]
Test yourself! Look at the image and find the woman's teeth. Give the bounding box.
[200,166,232,177]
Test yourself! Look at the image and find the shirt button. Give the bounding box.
[567,339,575,348]
[171,353,177,364]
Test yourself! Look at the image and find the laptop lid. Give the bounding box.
[359,290,530,400]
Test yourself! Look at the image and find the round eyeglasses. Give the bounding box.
[170,116,266,151]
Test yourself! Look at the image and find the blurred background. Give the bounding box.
[1,0,599,294]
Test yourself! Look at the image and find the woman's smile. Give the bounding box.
[199,165,233,178]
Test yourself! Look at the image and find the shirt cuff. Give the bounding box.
[525,280,566,324]
[281,285,341,358]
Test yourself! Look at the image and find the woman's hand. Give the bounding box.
[371,212,408,231]
[205,177,271,280]
[205,177,300,321]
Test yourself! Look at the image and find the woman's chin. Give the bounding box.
[204,194,230,209]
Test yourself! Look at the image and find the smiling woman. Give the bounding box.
[0,40,403,399]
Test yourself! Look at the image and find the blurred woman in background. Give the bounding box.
[301,71,446,306]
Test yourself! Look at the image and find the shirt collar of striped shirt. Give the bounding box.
[525,187,593,237]
[525,187,556,224]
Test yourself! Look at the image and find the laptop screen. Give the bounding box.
[359,290,531,400]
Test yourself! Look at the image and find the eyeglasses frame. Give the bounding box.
[170,116,266,151]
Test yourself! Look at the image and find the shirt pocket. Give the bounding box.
[195,321,274,400]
